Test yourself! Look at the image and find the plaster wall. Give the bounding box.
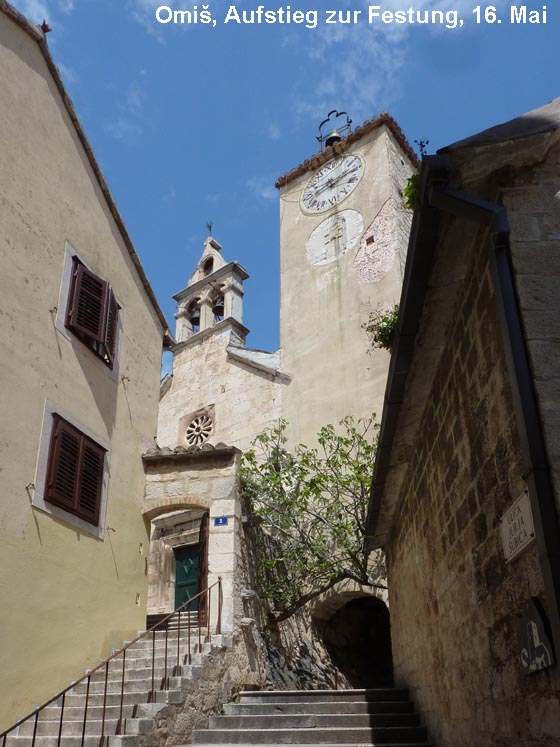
[157,327,284,451]
[0,13,163,730]
[278,126,414,445]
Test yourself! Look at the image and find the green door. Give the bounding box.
[174,544,200,610]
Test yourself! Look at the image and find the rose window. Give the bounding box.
[185,414,212,446]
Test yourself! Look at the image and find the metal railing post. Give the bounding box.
[99,661,109,747]
[116,650,126,734]
[175,608,182,677]
[217,576,223,634]
[57,692,65,747]
[81,675,91,747]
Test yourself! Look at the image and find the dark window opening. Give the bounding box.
[65,256,119,369]
[45,414,106,526]
[188,300,201,333]
[202,257,214,276]
[212,295,224,324]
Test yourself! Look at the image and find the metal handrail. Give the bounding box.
[1,577,223,746]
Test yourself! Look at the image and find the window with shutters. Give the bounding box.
[65,256,120,369]
[45,414,106,526]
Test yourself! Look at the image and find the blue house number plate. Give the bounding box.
[214,516,228,526]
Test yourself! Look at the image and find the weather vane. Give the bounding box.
[206,221,214,235]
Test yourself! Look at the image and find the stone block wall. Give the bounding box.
[157,328,284,451]
[143,449,243,630]
[504,139,560,513]
[386,223,560,746]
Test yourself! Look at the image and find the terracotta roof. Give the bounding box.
[275,113,419,189]
[142,443,240,461]
[0,0,171,339]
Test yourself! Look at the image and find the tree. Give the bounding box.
[240,416,386,623]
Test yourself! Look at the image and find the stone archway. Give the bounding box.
[319,596,393,688]
[146,507,208,616]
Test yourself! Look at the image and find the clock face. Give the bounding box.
[301,155,364,214]
[305,210,364,266]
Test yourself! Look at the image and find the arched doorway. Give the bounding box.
[321,597,393,688]
[146,507,209,620]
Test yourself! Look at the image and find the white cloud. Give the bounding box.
[10,0,50,22]
[247,176,276,201]
[125,80,144,114]
[128,0,166,42]
[58,0,74,14]
[104,117,142,142]
[57,61,78,85]
[268,123,281,141]
[292,0,510,127]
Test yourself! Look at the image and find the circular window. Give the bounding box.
[185,414,212,446]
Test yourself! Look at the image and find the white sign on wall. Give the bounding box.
[500,490,535,563]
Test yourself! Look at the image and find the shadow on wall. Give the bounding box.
[320,597,393,688]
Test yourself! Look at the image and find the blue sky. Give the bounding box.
[10,0,558,353]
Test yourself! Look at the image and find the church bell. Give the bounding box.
[325,129,342,148]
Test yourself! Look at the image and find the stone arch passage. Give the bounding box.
[321,597,393,688]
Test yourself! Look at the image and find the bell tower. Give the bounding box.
[276,111,417,444]
[173,236,249,345]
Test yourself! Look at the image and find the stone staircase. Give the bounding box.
[192,689,434,747]
[3,629,231,747]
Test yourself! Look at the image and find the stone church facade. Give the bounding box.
[143,114,416,629]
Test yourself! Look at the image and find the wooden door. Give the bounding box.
[174,544,200,610]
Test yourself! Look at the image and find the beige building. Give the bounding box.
[366,99,560,746]
[0,1,169,730]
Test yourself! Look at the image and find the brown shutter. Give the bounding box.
[45,415,105,527]
[104,290,119,368]
[198,512,210,623]
[46,416,80,511]
[76,440,105,524]
[68,261,108,342]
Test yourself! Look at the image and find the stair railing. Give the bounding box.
[0,577,223,747]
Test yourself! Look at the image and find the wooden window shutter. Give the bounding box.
[67,260,108,342]
[46,417,81,512]
[45,415,106,526]
[104,290,119,368]
[77,439,105,525]
[65,257,120,369]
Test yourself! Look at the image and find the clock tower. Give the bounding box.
[276,111,417,444]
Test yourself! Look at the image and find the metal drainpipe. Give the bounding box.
[428,184,560,663]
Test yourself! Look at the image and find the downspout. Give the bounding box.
[429,182,560,662]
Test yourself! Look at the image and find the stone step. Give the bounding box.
[59,688,183,710]
[192,727,428,744]
[237,690,410,705]
[5,735,138,747]
[223,702,414,716]
[29,705,137,722]
[86,663,202,683]
[71,671,201,695]
[208,714,421,730]
[193,744,433,747]
[121,648,205,663]
[17,718,153,738]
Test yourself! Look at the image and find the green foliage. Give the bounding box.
[363,304,399,352]
[403,172,419,210]
[240,416,385,622]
